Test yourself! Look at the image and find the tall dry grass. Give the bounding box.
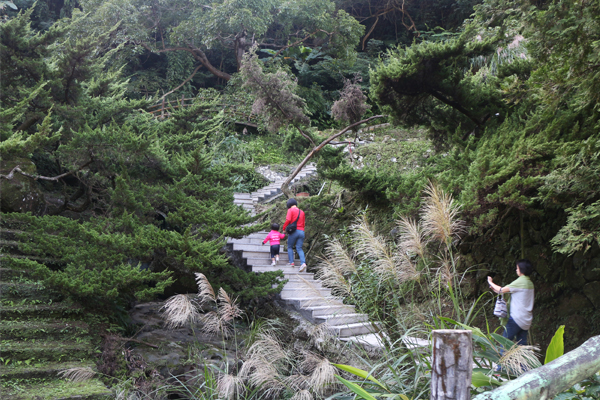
[161,273,242,338]
[420,181,466,247]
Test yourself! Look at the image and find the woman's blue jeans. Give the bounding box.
[503,317,528,345]
[287,229,305,265]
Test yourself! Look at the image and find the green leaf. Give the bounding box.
[335,375,378,400]
[333,364,385,388]
[545,325,565,364]
[471,371,502,387]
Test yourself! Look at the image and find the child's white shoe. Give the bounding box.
[299,263,307,272]
[271,260,276,266]
[275,255,279,262]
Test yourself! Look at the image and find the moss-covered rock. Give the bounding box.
[557,293,594,317]
[583,281,600,309]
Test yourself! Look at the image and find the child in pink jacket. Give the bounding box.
[263,223,285,266]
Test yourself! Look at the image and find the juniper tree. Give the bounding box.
[366,0,600,244]
[0,11,284,310]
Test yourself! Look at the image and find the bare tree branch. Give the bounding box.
[1,160,93,181]
[280,115,386,198]
[159,64,203,101]
[362,16,379,50]
[136,42,231,81]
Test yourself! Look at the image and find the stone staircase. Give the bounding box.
[230,166,382,345]
[234,164,318,216]
[0,231,111,399]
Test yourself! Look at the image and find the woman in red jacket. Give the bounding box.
[282,198,307,272]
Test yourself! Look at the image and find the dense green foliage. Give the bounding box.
[330,0,600,254]
[2,0,600,398]
[0,10,284,309]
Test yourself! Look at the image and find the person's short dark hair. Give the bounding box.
[516,259,533,276]
[286,198,298,209]
[271,222,279,231]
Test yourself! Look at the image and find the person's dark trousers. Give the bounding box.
[502,317,528,345]
[270,244,280,259]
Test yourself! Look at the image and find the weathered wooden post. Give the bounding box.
[431,329,473,400]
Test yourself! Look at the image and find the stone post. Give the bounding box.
[431,329,473,400]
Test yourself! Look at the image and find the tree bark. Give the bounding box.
[431,329,473,400]
[137,42,231,82]
[473,335,600,400]
[280,115,385,198]
[0,160,93,181]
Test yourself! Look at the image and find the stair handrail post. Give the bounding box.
[431,329,473,400]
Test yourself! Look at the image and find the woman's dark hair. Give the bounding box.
[271,222,280,231]
[286,198,298,209]
[516,259,534,276]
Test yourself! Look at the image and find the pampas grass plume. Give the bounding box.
[217,373,246,400]
[421,182,466,246]
[290,389,314,400]
[58,367,96,382]
[218,287,243,323]
[195,272,216,306]
[397,216,426,259]
[161,294,199,329]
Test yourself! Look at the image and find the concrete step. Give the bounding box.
[233,197,254,203]
[0,228,25,241]
[283,296,345,308]
[0,282,62,302]
[0,240,21,248]
[234,193,252,199]
[242,255,292,267]
[232,243,271,252]
[330,322,377,337]
[249,258,300,266]
[1,339,94,362]
[278,272,317,280]
[0,377,112,399]
[303,304,356,317]
[314,313,369,326]
[0,303,84,319]
[280,287,331,299]
[242,250,290,259]
[279,280,323,289]
[0,360,98,381]
[229,237,268,245]
[0,318,90,340]
[0,267,29,280]
[252,266,305,274]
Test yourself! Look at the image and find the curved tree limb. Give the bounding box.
[159,64,203,101]
[272,30,319,58]
[362,16,379,50]
[1,160,93,181]
[280,115,386,198]
[136,42,231,81]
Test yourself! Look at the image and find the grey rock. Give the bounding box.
[583,281,600,308]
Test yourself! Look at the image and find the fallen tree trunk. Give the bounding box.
[473,335,600,400]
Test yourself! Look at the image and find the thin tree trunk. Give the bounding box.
[280,115,385,198]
